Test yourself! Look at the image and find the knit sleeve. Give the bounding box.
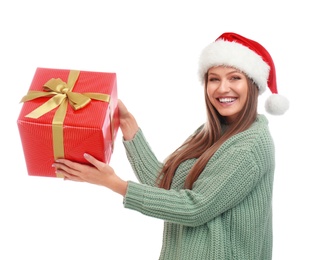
[122,128,163,186]
[123,149,262,227]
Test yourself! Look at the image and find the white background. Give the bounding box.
[1,1,310,259]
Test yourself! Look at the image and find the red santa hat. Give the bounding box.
[198,32,289,115]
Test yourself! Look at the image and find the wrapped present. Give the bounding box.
[17,68,120,177]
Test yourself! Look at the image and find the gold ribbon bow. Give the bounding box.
[20,70,111,165]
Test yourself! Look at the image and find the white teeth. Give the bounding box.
[219,98,236,103]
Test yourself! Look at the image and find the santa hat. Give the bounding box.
[198,32,289,115]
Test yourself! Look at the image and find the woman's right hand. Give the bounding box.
[118,99,139,141]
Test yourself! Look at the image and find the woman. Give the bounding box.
[53,32,289,259]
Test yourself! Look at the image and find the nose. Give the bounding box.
[218,80,230,92]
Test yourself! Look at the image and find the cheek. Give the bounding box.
[206,85,218,104]
[206,87,217,106]
[241,93,248,107]
[206,85,213,98]
[236,81,249,95]
[239,86,249,104]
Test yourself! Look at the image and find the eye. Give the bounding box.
[208,77,219,82]
[230,76,241,81]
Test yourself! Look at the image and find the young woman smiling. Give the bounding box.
[206,67,250,123]
[53,32,289,260]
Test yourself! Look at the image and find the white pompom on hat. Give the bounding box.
[198,32,289,115]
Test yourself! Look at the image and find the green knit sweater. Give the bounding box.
[123,114,275,260]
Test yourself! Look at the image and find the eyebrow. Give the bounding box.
[208,69,242,76]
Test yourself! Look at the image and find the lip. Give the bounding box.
[217,97,237,104]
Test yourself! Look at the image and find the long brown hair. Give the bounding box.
[157,72,259,190]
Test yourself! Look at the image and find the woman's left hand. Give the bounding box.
[52,153,128,196]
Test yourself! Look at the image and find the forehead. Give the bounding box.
[208,66,243,74]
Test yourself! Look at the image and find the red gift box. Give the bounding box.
[17,67,120,177]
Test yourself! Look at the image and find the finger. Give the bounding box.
[83,153,106,170]
[118,99,129,117]
[62,171,84,182]
[118,99,126,111]
[54,158,84,172]
[53,162,81,177]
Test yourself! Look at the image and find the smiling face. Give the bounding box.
[206,66,249,123]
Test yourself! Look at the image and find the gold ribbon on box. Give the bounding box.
[20,70,113,177]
